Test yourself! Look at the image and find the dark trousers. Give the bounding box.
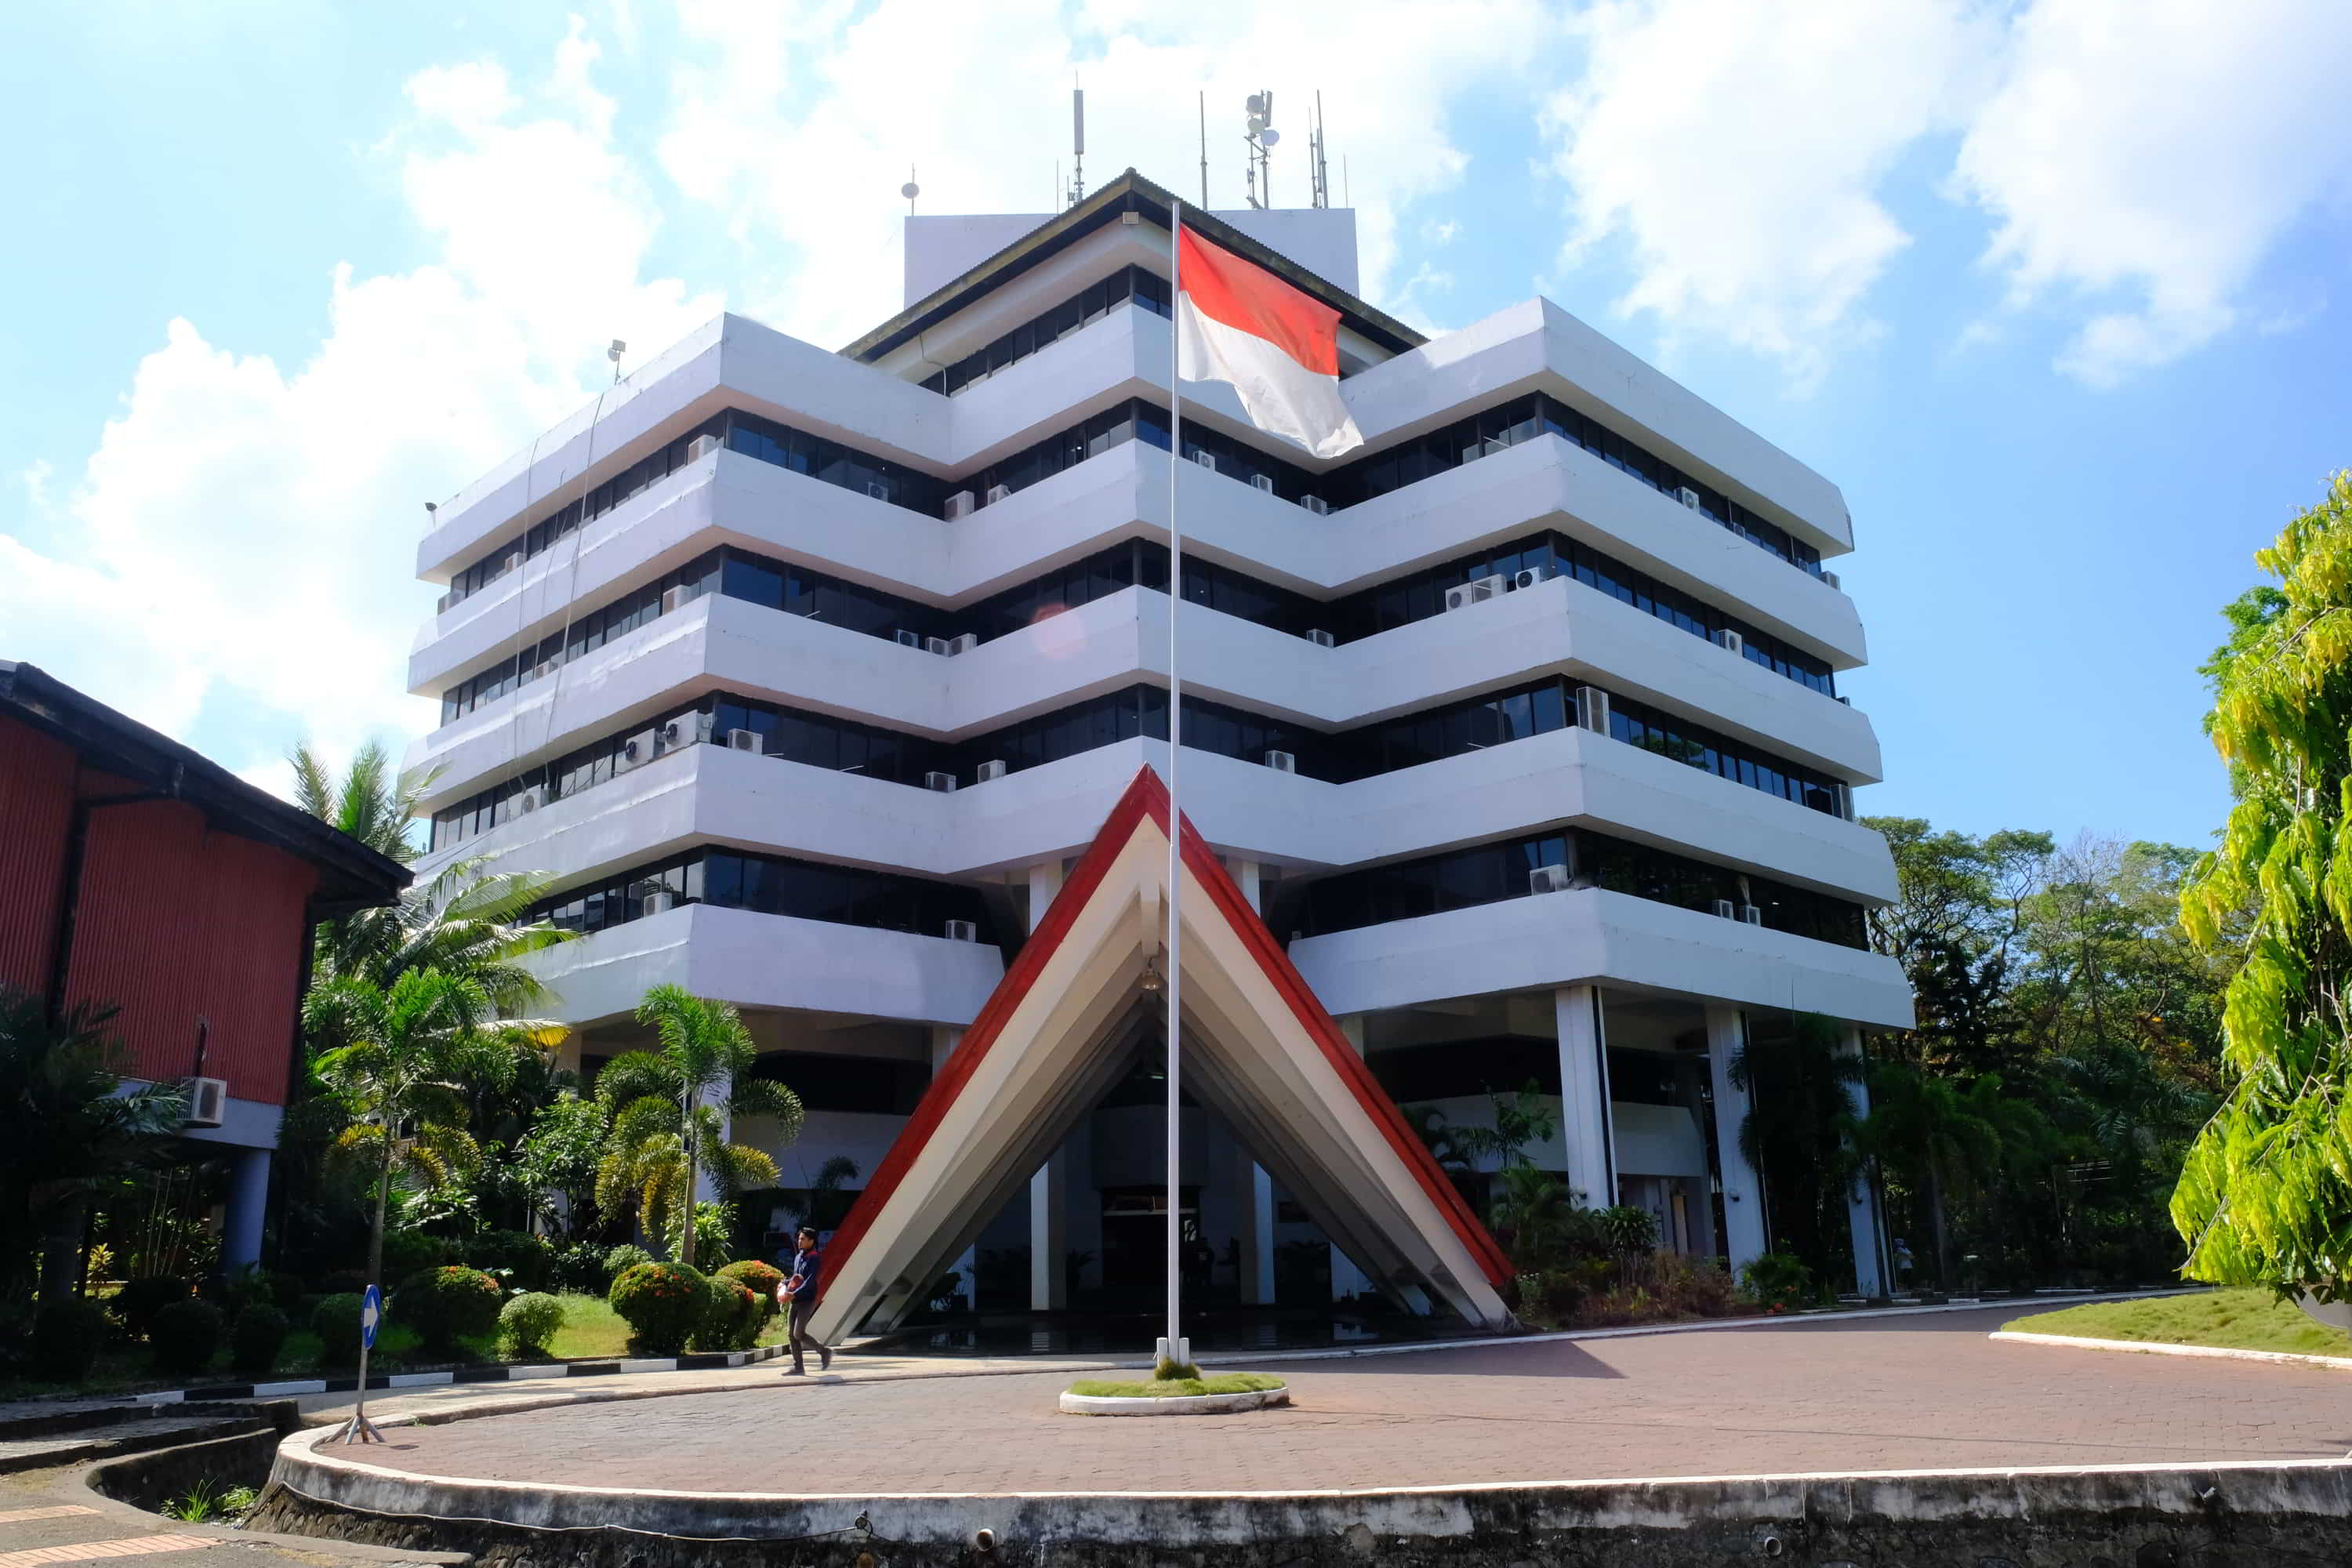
[789,1298,826,1371]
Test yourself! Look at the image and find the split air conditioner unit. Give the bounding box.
[655,716,695,751]
[985,485,1013,505]
[514,786,547,815]
[866,480,892,502]
[642,891,678,916]
[1820,570,1842,590]
[1263,750,1296,774]
[1574,686,1611,733]
[1305,629,1337,648]
[503,552,526,575]
[616,730,658,771]
[944,491,978,519]
[1250,474,1276,494]
[1192,451,1218,473]
[1443,575,1508,612]
[895,630,926,649]
[726,728,765,754]
[944,633,978,655]
[1676,486,1704,510]
[975,760,1009,782]
[661,585,691,615]
[943,919,979,942]
[924,637,954,656]
[687,433,721,463]
[184,1076,228,1129]
[1299,495,1330,515]
[1740,904,1763,925]
[1512,566,1552,590]
[924,771,959,793]
[1529,864,1571,895]
[1713,629,1746,656]
[1712,898,1738,920]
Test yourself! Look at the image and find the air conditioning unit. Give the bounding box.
[1740,904,1763,925]
[1676,486,1704,510]
[1713,628,1746,656]
[1529,865,1571,895]
[944,491,978,519]
[975,760,1008,782]
[184,1076,228,1129]
[1250,474,1276,494]
[1712,898,1738,920]
[514,786,547,815]
[1263,750,1296,773]
[1305,629,1336,648]
[661,585,691,615]
[1836,695,1851,706]
[866,480,892,502]
[687,433,721,462]
[1192,451,1218,473]
[1299,495,1330,515]
[924,771,959,793]
[1820,570,1842,590]
[943,919,979,942]
[503,551,525,575]
[945,633,979,655]
[1574,685,1611,733]
[615,729,658,771]
[726,728,765,754]
[895,629,926,648]
[924,637,953,656]
[985,484,1013,505]
[532,660,557,681]
[1512,565,1552,590]
[655,717,690,751]
[642,891,677,916]
[1443,575,1508,612]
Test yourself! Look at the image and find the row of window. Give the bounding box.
[919,267,1171,395]
[529,848,998,943]
[1278,826,1867,949]
[433,670,1845,854]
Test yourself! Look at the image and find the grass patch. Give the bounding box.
[1067,1372,1288,1399]
[2005,1288,2352,1356]
[543,1294,633,1359]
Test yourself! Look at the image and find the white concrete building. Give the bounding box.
[404,172,1911,1333]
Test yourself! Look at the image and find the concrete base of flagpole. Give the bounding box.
[1155,1336,1192,1370]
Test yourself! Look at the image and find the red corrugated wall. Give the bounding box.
[0,717,77,994]
[60,793,318,1106]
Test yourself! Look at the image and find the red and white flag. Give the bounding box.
[1174,226,1363,459]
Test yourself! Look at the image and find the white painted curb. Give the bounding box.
[1991,1330,2352,1372]
[1058,1386,1290,1417]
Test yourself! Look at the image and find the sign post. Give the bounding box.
[330,1283,386,1444]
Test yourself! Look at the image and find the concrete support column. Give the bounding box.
[1232,1152,1276,1305]
[1030,1155,1068,1310]
[1555,985,1614,1208]
[1706,1007,1769,1272]
[1838,1025,1889,1298]
[1229,858,1264,916]
[1026,859,1066,931]
[223,1147,271,1272]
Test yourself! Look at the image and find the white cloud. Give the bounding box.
[1541,0,1993,390]
[1,25,716,784]
[1951,0,2352,386]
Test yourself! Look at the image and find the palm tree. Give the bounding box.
[303,971,561,1287]
[1854,1061,2005,1290]
[292,739,426,864]
[595,985,805,1269]
[0,986,185,1308]
[784,1154,862,1237]
[1491,1162,1577,1275]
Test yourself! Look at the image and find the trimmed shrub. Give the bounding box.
[470,1231,555,1293]
[1739,1251,1815,1313]
[149,1298,226,1376]
[395,1266,503,1356]
[713,1260,785,1327]
[310,1294,365,1365]
[608,1261,707,1356]
[228,1305,291,1374]
[264,1271,305,1312]
[33,1299,111,1382]
[314,1269,369,1299]
[550,1242,605,1294]
[381,1229,456,1280]
[602,1243,653,1283]
[693,1278,762,1352]
[114,1276,192,1341]
[497,1292,567,1359]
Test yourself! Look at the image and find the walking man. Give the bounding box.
[780,1225,833,1376]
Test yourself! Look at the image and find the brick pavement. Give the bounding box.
[329,1305,2352,1496]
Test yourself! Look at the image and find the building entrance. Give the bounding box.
[1098,1185,1207,1308]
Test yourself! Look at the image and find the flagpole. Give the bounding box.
[1162,197,1187,1373]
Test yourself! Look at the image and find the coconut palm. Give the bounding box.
[0,985,186,1308]
[303,970,562,1287]
[595,986,805,1269]
[1853,1061,2008,1290]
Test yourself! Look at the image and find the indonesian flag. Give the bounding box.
[1174,226,1363,459]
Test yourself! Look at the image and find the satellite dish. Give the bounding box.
[1245,93,1267,116]
[900,181,920,199]
[1258,128,1280,147]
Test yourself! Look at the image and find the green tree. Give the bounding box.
[2173,472,2352,1299]
[0,987,185,1308]
[514,1094,612,1242]
[1731,1013,1863,1274]
[594,986,804,1269]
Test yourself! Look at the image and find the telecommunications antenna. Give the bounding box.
[901,165,920,214]
[1243,90,1277,208]
[1067,85,1086,209]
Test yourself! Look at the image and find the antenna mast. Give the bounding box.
[1067,85,1085,209]
[1243,90,1278,209]
[1310,93,1331,209]
[1198,91,1209,208]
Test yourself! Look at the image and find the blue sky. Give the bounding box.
[4,0,2347,855]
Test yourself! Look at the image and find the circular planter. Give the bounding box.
[1058,1385,1290,1417]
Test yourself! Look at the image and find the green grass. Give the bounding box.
[1067,1372,1289,1399]
[543,1294,633,1359]
[2005,1288,2352,1356]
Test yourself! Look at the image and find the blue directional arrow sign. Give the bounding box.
[361,1284,383,1351]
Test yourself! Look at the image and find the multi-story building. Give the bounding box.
[404,171,1912,1336]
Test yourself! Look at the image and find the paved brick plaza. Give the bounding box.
[345,1308,2352,1496]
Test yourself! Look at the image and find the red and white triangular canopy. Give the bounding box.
[808,768,1513,1341]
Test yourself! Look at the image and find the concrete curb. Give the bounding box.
[128,1341,791,1406]
[1991,1329,2352,1372]
[1057,1387,1290,1416]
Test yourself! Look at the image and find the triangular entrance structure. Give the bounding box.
[809,768,1515,1341]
